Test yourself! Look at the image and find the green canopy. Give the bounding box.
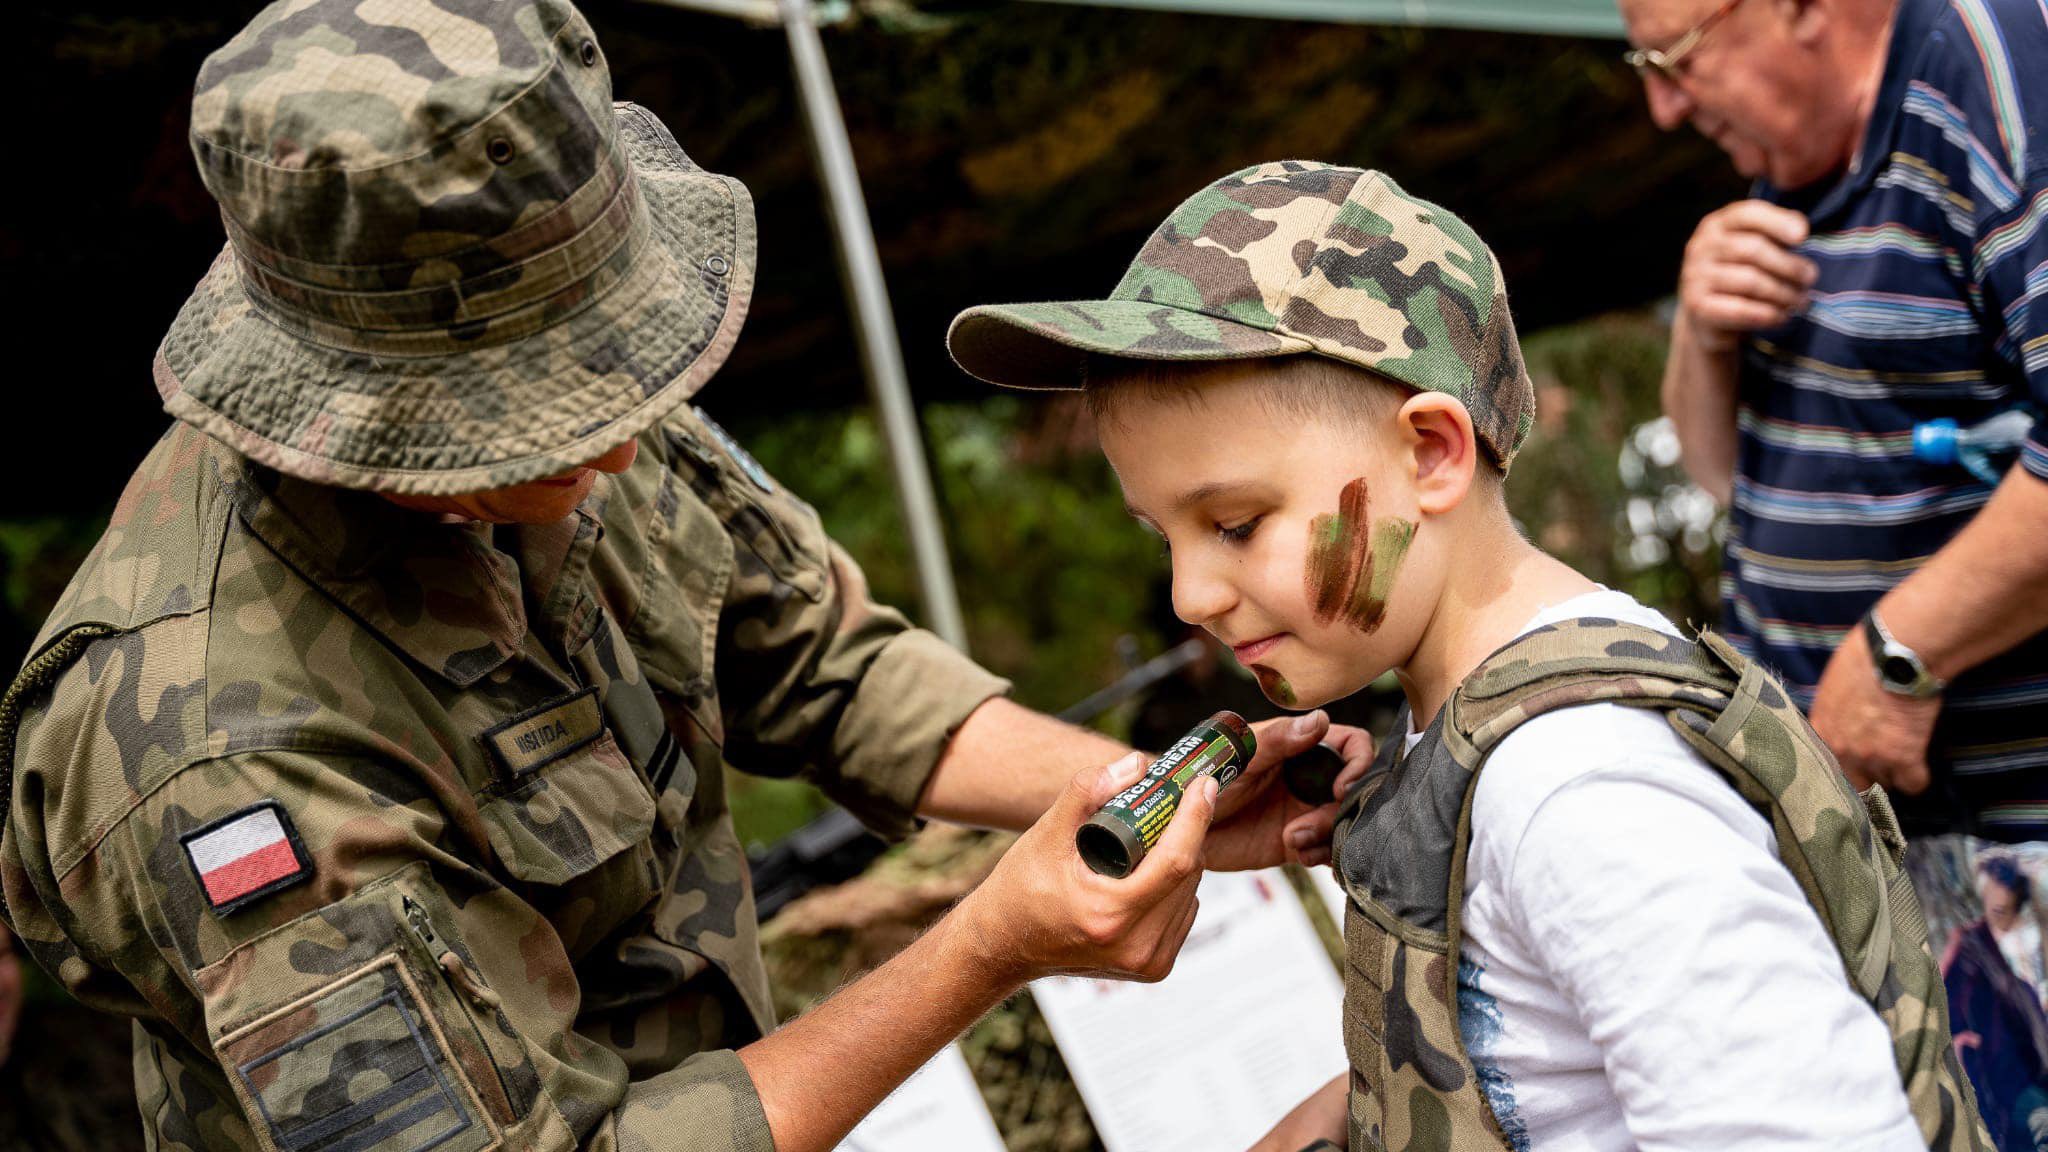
[1021,0,1624,37]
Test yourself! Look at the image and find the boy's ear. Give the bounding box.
[1396,392,1479,516]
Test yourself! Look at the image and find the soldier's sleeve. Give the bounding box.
[6,736,772,1151]
[660,408,1011,837]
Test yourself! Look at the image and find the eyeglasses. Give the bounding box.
[1622,0,1748,81]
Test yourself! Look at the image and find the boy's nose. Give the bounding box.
[1171,566,1236,629]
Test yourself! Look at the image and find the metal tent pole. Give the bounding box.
[778,0,971,652]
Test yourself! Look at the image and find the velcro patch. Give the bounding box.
[182,802,312,914]
[479,687,604,777]
[222,956,493,1152]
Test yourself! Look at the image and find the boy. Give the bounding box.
[947,163,1985,1151]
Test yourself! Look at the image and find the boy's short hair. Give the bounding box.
[1083,354,1401,428]
[1083,354,1508,491]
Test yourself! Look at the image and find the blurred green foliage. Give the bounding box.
[730,397,1167,710]
[1512,311,1723,629]
[719,395,1171,848]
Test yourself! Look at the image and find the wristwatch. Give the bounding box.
[1863,609,1945,698]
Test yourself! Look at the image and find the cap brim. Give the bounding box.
[153,104,756,497]
[947,299,1311,391]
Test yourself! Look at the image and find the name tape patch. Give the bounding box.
[480,687,604,777]
[181,802,312,914]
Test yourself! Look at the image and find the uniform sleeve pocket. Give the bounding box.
[196,871,541,1152]
[218,954,497,1152]
[477,730,657,887]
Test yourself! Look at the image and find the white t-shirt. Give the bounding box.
[1431,590,1922,1152]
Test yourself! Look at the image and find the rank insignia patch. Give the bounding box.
[181,802,312,914]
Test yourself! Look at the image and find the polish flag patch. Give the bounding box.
[180,803,311,914]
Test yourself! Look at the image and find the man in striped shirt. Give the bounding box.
[1620,0,2048,1136]
[1618,0,2048,841]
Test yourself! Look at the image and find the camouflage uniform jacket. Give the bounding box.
[0,411,1008,1152]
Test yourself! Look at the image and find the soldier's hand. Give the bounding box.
[957,753,1212,984]
[1678,200,1816,353]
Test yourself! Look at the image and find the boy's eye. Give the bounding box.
[1217,517,1261,544]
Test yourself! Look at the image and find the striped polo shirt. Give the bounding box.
[1734,0,2048,840]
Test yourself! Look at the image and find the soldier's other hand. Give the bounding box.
[957,753,1211,985]
[1206,713,1374,871]
[1678,200,1816,353]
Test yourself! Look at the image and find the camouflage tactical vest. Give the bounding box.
[1331,618,1990,1152]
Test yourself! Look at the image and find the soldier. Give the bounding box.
[0,4,1363,1150]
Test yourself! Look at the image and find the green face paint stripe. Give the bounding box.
[1355,517,1416,633]
[1253,666,1296,708]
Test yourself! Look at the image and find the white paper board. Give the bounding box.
[835,1043,1006,1152]
[1309,862,1348,927]
[1030,869,1347,1152]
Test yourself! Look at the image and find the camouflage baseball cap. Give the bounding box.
[947,162,1535,468]
[154,0,755,496]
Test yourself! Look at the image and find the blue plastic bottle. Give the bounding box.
[1912,408,2037,485]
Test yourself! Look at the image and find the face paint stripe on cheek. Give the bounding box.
[1356,517,1416,632]
[1304,477,1415,636]
[1307,478,1373,624]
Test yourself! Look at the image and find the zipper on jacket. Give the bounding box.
[402,895,501,1010]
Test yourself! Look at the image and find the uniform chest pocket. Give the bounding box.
[475,689,657,887]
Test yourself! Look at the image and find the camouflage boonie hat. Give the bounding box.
[947,162,1535,468]
[154,0,755,496]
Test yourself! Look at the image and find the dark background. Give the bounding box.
[7,0,1737,525]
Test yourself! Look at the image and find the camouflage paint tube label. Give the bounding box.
[1078,711,1256,877]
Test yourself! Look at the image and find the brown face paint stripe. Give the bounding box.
[1308,478,1374,626]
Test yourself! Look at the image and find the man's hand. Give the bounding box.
[741,754,1218,1152]
[1206,712,1375,871]
[954,752,1216,984]
[1678,200,1816,351]
[1809,623,1942,794]
[1246,1072,1348,1152]
[1662,199,1811,502]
